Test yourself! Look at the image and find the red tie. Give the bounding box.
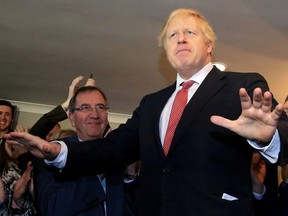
[163,81,194,156]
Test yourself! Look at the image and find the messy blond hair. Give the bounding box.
[158,8,217,51]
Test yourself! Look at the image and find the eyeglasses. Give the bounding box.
[73,104,109,113]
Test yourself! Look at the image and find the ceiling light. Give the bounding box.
[213,62,227,71]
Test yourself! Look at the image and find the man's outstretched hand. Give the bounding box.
[210,88,283,142]
[4,132,61,160]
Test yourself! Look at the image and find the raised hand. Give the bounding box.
[15,124,29,133]
[4,132,61,160]
[85,74,96,86]
[13,161,33,207]
[210,88,283,142]
[61,75,84,111]
[61,75,96,111]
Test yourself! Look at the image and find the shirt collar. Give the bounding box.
[176,62,213,88]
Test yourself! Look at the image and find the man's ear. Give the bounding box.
[207,41,213,54]
[68,112,76,127]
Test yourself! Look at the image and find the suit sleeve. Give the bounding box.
[29,105,67,139]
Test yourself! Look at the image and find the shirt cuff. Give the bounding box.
[253,184,266,200]
[44,141,68,169]
[247,129,280,164]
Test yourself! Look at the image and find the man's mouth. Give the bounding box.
[176,49,191,54]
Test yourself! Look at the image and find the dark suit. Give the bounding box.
[34,136,129,216]
[61,67,288,216]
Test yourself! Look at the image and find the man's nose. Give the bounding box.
[89,108,100,118]
[178,32,187,44]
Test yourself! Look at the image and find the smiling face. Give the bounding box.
[163,13,214,79]
[0,105,13,136]
[69,90,108,141]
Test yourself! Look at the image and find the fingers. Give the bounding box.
[4,132,34,149]
[239,88,252,110]
[69,76,84,96]
[85,78,96,87]
[24,162,33,177]
[71,75,84,87]
[271,103,284,121]
[251,88,263,109]
[15,124,29,133]
[210,115,234,130]
[240,88,274,112]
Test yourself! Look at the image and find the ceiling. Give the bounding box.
[1,0,288,118]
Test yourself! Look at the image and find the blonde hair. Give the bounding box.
[158,8,217,51]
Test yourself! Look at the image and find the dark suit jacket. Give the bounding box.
[30,105,67,139]
[34,136,129,216]
[18,105,68,173]
[61,67,288,216]
[254,162,279,216]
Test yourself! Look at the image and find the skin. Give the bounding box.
[164,13,213,79]
[0,105,13,137]
[69,90,108,141]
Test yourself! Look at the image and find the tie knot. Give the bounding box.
[181,80,194,90]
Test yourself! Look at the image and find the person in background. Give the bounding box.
[5,8,288,216]
[32,85,132,216]
[0,100,35,215]
[51,129,76,140]
[0,100,15,141]
[9,75,94,215]
[28,75,92,141]
[250,137,288,215]
[276,96,288,214]
[251,151,279,215]
[45,123,61,141]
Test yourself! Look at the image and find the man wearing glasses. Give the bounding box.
[33,86,132,216]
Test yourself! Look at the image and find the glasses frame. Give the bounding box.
[72,104,109,113]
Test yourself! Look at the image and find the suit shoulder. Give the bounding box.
[224,71,265,79]
[142,84,174,99]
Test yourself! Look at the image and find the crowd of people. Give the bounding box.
[1,7,288,216]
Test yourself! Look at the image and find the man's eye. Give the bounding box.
[96,105,105,110]
[81,106,91,111]
[186,31,196,35]
[169,33,177,38]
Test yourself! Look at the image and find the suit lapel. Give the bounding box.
[168,68,226,154]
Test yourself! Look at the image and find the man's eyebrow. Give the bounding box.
[78,103,90,106]
[78,103,106,106]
